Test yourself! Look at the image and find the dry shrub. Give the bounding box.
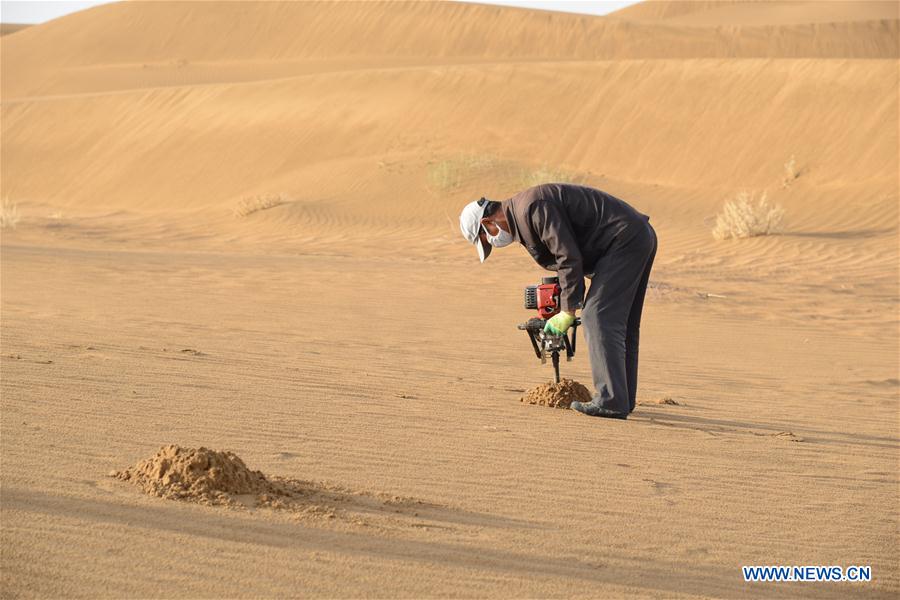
[519,164,585,188]
[426,154,501,192]
[782,155,800,187]
[426,154,586,193]
[712,191,785,240]
[1,198,21,229]
[233,193,288,217]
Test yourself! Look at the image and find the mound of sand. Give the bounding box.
[521,379,592,409]
[111,444,289,506]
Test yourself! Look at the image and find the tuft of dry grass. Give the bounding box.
[426,154,585,193]
[782,154,801,188]
[426,154,501,192]
[1,197,21,229]
[518,164,585,188]
[712,191,785,240]
[233,193,289,217]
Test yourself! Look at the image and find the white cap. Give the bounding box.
[459,197,492,263]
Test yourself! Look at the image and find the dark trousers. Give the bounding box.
[580,221,657,413]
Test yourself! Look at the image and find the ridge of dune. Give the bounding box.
[663,1,900,26]
[606,0,762,21]
[1,0,896,98]
[0,23,31,36]
[606,0,899,25]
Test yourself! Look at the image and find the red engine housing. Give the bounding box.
[534,283,561,318]
[524,277,561,319]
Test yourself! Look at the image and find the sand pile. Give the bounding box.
[521,379,592,409]
[111,445,290,506]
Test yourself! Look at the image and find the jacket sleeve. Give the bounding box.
[530,200,585,312]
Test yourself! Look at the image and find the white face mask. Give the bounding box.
[486,223,514,248]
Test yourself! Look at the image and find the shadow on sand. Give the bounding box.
[780,227,895,240]
[633,412,900,450]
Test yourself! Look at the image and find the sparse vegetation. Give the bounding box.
[712,191,785,240]
[233,193,289,217]
[45,211,67,229]
[1,197,21,229]
[782,154,800,187]
[426,154,501,192]
[518,164,584,188]
[426,153,585,193]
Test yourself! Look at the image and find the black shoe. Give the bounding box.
[570,401,628,419]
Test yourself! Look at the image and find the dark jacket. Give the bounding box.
[501,183,650,312]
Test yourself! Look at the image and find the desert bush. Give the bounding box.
[233,193,289,217]
[782,154,800,187]
[426,159,462,192]
[712,191,785,240]
[518,164,585,188]
[427,154,584,193]
[1,198,21,229]
[427,154,501,192]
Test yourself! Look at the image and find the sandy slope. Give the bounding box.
[1,0,898,598]
[607,0,899,24]
[0,24,30,37]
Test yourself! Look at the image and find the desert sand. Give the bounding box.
[0,24,30,37]
[1,0,898,597]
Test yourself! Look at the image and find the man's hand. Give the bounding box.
[544,311,575,335]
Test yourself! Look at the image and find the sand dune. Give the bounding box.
[2,57,895,210]
[0,23,30,37]
[2,1,896,92]
[608,0,899,25]
[1,0,898,597]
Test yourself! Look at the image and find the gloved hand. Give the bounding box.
[544,311,575,335]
